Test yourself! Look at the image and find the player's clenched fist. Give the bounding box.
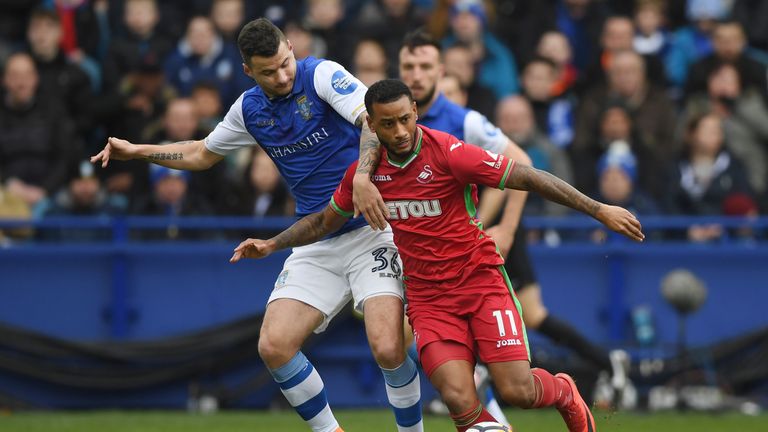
[230,238,277,262]
[595,205,645,242]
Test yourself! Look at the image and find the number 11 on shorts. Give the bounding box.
[492,309,518,337]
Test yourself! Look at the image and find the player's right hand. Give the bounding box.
[352,173,389,230]
[595,204,645,242]
[230,238,275,262]
[90,137,137,168]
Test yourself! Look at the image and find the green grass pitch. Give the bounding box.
[1,409,766,431]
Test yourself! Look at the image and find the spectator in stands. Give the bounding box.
[665,0,727,89]
[521,56,576,149]
[573,50,676,194]
[536,31,579,98]
[590,144,660,243]
[0,53,77,208]
[685,20,768,102]
[733,0,768,52]
[210,0,245,43]
[26,8,94,137]
[95,52,176,200]
[191,81,224,134]
[550,0,608,73]
[602,103,662,198]
[45,0,104,92]
[665,112,754,241]
[437,73,467,107]
[41,160,127,217]
[38,160,127,241]
[102,0,174,92]
[0,0,38,58]
[495,95,573,217]
[301,0,349,64]
[721,192,761,241]
[283,21,320,60]
[354,0,428,77]
[148,98,228,213]
[582,15,666,90]
[682,63,768,199]
[164,16,251,106]
[633,0,671,59]
[595,144,659,217]
[352,39,388,88]
[0,168,32,244]
[442,43,497,119]
[424,0,457,41]
[228,147,294,224]
[443,0,519,98]
[61,0,111,66]
[131,165,215,239]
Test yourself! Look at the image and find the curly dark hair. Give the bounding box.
[364,79,414,116]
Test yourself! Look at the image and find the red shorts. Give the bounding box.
[407,266,530,377]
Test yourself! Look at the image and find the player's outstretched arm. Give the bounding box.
[505,164,645,242]
[352,113,389,230]
[481,136,532,255]
[90,138,224,171]
[230,206,348,262]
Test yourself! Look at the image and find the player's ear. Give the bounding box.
[365,112,376,132]
[286,39,293,52]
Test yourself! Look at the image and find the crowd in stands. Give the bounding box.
[0,0,766,242]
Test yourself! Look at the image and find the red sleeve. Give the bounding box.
[445,141,515,189]
[330,162,357,217]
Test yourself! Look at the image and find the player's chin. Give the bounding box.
[272,83,293,96]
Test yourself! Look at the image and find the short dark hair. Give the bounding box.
[401,27,442,54]
[30,7,60,25]
[365,79,414,116]
[237,18,286,63]
[525,55,557,71]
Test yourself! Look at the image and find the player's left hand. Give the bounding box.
[484,224,515,256]
[352,173,389,230]
[595,205,645,242]
[230,238,276,262]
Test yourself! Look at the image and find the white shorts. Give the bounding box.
[267,225,404,333]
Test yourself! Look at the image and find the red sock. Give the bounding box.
[531,368,572,409]
[451,402,499,431]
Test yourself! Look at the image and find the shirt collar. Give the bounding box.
[421,93,448,121]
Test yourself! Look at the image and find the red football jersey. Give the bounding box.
[331,125,515,300]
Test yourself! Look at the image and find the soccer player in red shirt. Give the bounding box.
[231,80,644,432]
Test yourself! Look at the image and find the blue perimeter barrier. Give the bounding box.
[0,215,767,408]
